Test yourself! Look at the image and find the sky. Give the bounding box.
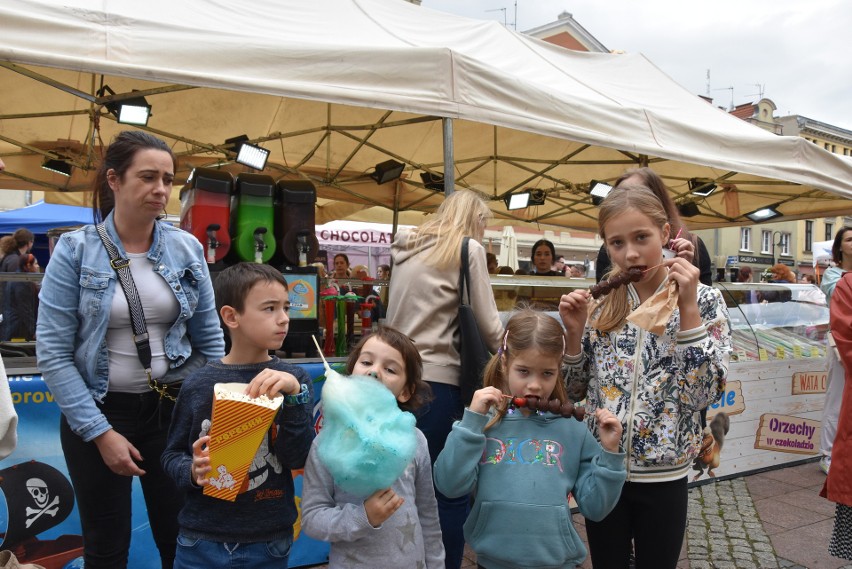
[421,0,852,131]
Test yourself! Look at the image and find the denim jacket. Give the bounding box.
[36,213,225,442]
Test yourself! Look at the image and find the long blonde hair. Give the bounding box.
[594,184,669,332]
[482,309,569,430]
[411,189,492,270]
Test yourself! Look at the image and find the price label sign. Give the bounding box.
[759,348,769,361]
[793,345,802,359]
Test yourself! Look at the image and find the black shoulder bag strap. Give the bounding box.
[96,223,174,401]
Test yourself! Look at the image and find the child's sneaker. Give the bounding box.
[819,455,831,475]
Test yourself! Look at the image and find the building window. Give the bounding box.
[826,222,835,241]
[825,142,830,150]
[780,233,791,256]
[832,144,837,153]
[761,230,772,254]
[844,148,849,156]
[805,221,813,252]
[740,227,751,252]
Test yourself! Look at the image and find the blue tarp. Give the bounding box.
[0,200,93,234]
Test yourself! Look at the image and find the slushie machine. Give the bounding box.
[230,173,277,264]
[179,168,233,265]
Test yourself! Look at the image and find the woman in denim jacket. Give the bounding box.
[36,131,225,569]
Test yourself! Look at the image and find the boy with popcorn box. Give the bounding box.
[162,263,315,568]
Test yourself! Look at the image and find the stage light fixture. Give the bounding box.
[678,202,701,218]
[504,189,546,210]
[505,192,530,210]
[370,160,405,184]
[688,178,717,197]
[42,158,72,177]
[589,180,613,206]
[235,143,270,170]
[99,86,151,126]
[745,204,783,222]
[420,171,445,191]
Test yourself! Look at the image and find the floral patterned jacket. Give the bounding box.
[564,282,732,482]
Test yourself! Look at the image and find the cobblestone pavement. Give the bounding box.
[685,462,852,569]
[688,478,781,568]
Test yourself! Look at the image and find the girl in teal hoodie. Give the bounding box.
[434,310,626,569]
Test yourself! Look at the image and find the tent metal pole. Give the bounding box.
[442,118,454,195]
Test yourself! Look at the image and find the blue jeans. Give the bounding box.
[174,535,293,569]
[417,382,470,569]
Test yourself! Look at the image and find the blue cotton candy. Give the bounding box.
[316,368,417,497]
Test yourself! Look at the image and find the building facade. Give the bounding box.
[695,99,852,281]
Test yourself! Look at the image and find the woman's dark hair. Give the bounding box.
[831,226,852,264]
[530,239,556,265]
[333,253,350,266]
[345,326,432,413]
[92,131,176,222]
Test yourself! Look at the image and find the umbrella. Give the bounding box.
[497,226,518,270]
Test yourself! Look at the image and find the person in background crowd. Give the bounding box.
[352,265,384,322]
[37,131,225,568]
[377,264,391,309]
[332,253,351,280]
[4,253,40,341]
[798,273,827,305]
[553,255,566,276]
[486,252,498,275]
[530,239,562,276]
[0,227,35,340]
[595,167,712,287]
[821,268,852,561]
[767,263,796,283]
[377,264,391,281]
[737,266,753,283]
[497,266,514,275]
[386,189,503,569]
[818,226,852,476]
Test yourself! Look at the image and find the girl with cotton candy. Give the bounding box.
[301,326,445,568]
[433,310,626,569]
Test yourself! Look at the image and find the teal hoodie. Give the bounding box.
[434,408,626,569]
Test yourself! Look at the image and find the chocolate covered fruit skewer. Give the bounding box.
[504,394,589,421]
[589,267,643,299]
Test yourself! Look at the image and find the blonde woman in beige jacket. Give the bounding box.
[386,189,503,569]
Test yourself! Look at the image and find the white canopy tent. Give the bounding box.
[1,0,851,231]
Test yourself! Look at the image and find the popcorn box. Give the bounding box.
[203,383,283,502]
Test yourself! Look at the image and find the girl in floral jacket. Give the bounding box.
[559,184,731,569]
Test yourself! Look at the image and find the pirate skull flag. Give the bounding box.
[0,460,75,548]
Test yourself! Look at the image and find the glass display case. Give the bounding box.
[714,282,828,362]
[487,276,830,362]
